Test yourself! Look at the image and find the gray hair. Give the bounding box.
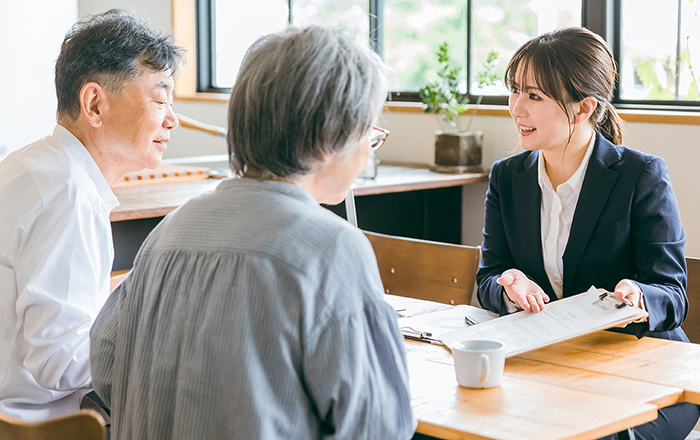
[55,9,185,120]
[227,25,390,178]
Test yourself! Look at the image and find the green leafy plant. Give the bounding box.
[419,41,499,132]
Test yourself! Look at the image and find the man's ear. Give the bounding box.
[574,96,597,124]
[79,82,106,128]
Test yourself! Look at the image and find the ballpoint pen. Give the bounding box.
[403,334,444,345]
[464,316,479,326]
[401,327,444,345]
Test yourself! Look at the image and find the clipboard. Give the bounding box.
[439,286,648,357]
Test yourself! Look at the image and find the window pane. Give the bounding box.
[291,0,369,46]
[384,0,467,92]
[620,0,700,101]
[471,0,581,96]
[213,0,289,88]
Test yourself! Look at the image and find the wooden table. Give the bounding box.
[407,331,700,440]
[110,163,487,221]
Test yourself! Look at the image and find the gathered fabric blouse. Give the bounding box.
[90,177,415,440]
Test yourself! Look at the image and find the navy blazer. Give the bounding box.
[477,132,689,341]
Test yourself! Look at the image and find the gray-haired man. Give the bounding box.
[0,9,183,420]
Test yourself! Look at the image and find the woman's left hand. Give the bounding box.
[613,279,642,308]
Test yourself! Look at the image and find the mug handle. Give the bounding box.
[479,354,490,382]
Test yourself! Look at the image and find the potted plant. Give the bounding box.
[420,42,499,173]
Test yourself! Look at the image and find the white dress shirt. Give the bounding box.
[538,134,595,299]
[0,125,118,421]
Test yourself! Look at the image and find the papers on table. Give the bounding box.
[398,305,498,344]
[383,294,498,345]
[383,294,452,318]
[439,286,648,357]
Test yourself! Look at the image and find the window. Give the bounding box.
[209,1,289,88]
[618,0,700,107]
[195,0,700,110]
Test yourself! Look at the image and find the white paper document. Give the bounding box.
[396,304,498,344]
[439,286,648,357]
[383,294,452,318]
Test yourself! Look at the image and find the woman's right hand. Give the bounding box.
[497,269,550,313]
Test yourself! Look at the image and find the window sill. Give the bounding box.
[175,93,232,103]
[383,102,700,125]
[174,94,700,125]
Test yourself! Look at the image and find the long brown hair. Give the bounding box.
[504,27,623,145]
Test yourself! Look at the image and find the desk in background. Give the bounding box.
[110,163,488,271]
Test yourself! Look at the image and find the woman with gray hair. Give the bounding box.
[90,25,416,440]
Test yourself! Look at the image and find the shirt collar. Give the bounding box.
[53,124,120,210]
[537,131,596,193]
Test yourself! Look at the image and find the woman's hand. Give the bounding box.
[613,279,642,308]
[497,269,550,313]
[601,280,643,328]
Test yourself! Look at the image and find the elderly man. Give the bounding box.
[91,25,415,439]
[0,9,183,420]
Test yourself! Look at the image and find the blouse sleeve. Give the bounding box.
[301,230,415,439]
[89,282,124,408]
[302,301,415,439]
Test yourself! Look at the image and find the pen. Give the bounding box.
[403,335,444,345]
[464,316,479,326]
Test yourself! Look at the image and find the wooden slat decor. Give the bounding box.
[111,164,210,188]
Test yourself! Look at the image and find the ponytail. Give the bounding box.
[596,101,623,145]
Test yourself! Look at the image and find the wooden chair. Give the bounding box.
[0,409,105,440]
[684,256,700,344]
[364,231,481,305]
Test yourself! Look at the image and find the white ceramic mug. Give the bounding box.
[451,340,505,389]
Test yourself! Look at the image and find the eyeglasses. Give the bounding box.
[369,126,390,151]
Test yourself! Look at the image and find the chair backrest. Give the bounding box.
[0,409,105,440]
[684,256,700,344]
[364,231,481,305]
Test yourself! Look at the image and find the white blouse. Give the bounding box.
[537,133,596,298]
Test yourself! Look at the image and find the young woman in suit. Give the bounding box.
[476,27,699,440]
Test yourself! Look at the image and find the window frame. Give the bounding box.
[175,0,700,114]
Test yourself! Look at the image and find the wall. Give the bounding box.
[0,0,78,157]
[75,0,700,257]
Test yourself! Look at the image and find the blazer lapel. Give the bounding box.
[512,151,555,299]
[563,134,620,295]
